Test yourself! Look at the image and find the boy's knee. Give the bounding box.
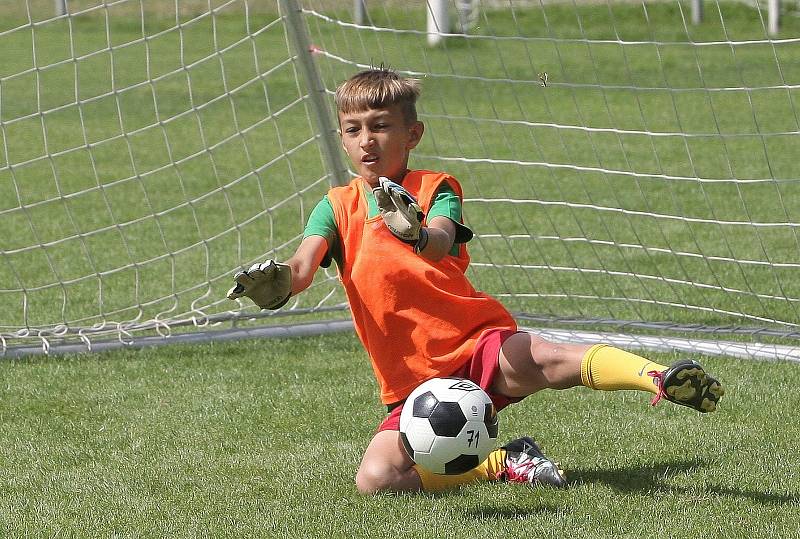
[355,461,396,494]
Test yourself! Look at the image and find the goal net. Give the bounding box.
[2,0,798,359]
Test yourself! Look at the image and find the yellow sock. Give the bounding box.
[414,448,506,492]
[580,344,667,394]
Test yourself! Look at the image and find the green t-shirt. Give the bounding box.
[304,182,464,265]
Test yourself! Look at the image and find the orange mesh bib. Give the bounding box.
[327,170,516,403]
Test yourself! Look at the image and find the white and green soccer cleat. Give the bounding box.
[649,359,725,413]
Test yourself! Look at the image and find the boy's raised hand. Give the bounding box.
[373,177,425,248]
[226,260,292,310]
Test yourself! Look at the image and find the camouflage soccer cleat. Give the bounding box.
[498,437,567,489]
[648,359,725,413]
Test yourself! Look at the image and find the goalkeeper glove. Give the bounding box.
[226,260,292,310]
[372,177,429,253]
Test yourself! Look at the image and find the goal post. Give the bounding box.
[1,0,799,360]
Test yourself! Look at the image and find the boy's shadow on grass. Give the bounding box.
[568,458,798,505]
[465,458,798,520]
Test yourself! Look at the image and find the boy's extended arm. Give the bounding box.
[419,216,456,262]
[226,235,329,309]
[285,235,329,295]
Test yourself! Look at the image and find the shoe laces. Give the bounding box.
[648,369,666,406]
[502,452,554,484]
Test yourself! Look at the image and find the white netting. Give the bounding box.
[1,0,799,357]
[302,0,800,335]
[0,0,348,354]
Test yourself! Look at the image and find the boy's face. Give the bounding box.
[338,104,424,186]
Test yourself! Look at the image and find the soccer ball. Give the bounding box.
[399,377,499,475]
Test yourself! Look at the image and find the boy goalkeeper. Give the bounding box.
[227,68,724,494]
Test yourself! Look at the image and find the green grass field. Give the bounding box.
[1,1,799,536]
[2,334,799,537]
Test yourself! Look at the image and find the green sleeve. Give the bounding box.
[427,182,462,222]
[428,182,472,254]
[427,182,472,256]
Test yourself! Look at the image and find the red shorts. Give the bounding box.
[378,328,522,432]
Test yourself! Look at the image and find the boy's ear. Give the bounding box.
[406,120,424,150]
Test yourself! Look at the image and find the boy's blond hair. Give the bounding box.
[335,68,421,124]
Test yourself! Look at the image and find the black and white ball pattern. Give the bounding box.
[399,377,499,475]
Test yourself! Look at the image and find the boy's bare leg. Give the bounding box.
[356,430,511,494]
[492,331,724,412]
[356,431,421,494]
[491,332,590,397]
